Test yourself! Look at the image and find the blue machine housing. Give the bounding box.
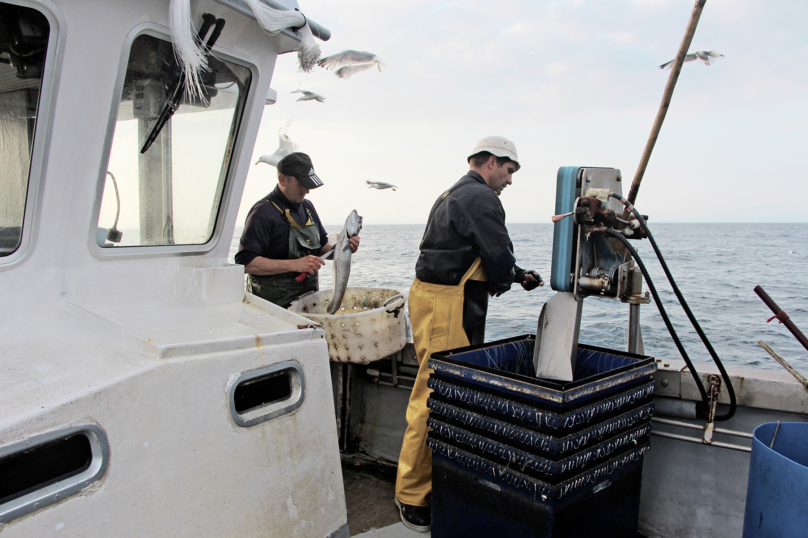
[551,167,580,292]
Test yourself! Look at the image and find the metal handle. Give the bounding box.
[383,294,405,312]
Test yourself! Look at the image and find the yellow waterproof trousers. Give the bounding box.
[395,258,486,507]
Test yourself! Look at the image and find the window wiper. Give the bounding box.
[140,13,225,154]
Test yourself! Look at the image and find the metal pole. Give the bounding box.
[755,286,808,353]
[758,341,808,391]
[628,303,643,355]
[627,0,707,205]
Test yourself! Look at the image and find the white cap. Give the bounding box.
[468,135,520,169]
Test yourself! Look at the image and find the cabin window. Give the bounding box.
[97,33,250,248]
[0,3,49,257]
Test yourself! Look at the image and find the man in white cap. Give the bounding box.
[394,136,543,532]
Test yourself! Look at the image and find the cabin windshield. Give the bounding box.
[0,2,49,257]
[98,33,250,248]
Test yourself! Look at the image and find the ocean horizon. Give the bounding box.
[229,223,808,373]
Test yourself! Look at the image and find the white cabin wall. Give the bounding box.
[0,0,279,319]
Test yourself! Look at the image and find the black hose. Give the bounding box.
[602,228,710,410]
[608,193,737,421]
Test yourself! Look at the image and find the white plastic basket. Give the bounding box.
[289,287,407,364]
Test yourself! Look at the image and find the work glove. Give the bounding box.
[521,269,544,291]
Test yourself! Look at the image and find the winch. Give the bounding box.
[535,166,650,381]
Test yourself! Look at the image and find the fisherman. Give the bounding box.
[235,152,360,308]
[394,136,543,532]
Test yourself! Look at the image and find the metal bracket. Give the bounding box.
[702,374,722,444]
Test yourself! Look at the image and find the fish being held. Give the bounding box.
[328,210,363,314]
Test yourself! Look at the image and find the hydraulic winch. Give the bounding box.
[535,166,737,425]
[534,166,649,381]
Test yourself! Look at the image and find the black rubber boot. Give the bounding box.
[395,498,431,533]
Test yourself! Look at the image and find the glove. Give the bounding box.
[522,270,543,291]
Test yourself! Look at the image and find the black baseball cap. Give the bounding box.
[277,152,324,189]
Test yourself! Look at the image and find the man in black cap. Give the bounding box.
[235,152,360,308]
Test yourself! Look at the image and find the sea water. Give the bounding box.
[229,223,808,372]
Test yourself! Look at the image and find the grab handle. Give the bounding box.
[384,294,405,312]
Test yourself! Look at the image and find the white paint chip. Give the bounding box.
[144,442,148,448]
[55,523,65,530]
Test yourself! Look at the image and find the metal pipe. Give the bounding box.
[627,0,707,205]
[754,286,808,353]
[758,341,808,391]
[652,417,753,439]
[650,431,751,453]
[628,303,642,354]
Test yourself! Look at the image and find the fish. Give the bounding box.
[328,210,363,314]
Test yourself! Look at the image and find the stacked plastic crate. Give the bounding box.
[426,335,657,538]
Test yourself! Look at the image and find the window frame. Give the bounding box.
[0,0,66,270]
[90,22,256,259]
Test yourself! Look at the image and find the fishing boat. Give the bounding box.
[0,0,805,537]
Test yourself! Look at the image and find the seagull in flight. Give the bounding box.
[256,125,297,167]
[291,85,325,102]
[367,180,398,191]
[659,50,724,70]
[317,50,383,79]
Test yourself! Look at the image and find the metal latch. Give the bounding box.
[703,374,722,444]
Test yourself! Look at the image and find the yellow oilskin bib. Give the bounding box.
[395,257,487,507]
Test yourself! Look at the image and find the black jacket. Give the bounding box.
[415,171,520,295]
[235,186,328,268]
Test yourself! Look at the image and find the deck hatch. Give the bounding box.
[0,423,110,523]
[227,361,305,427]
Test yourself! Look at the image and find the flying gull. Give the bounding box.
[291,86,325,102]
[659,50,724,70]
[367,180,397,191]
[317,50,383,79]
[256,125,297,167]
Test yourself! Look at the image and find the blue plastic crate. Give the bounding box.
[428,334,656,409]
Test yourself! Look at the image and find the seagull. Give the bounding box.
[291,85,325,102]
[367,180,397,191]
[659,50,724,70]
[256,125,297,167]
[317,50,383,79]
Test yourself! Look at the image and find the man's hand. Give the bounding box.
[349,235,360,253]
[521,270,544,291]
[292,255,325,275]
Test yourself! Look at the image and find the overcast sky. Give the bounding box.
[238,0,808,226]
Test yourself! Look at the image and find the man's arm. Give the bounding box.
[245,255,324,276]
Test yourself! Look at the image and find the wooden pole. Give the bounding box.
[626,0,707,205]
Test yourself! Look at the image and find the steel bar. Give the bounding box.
[627,0,707,205]
[754,286,808,353]
[652,417,753,439]
[628,303,643,355]
[651,430,751,453]
[758,341,808,391]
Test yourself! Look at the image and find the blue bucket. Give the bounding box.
[742,422,808,538]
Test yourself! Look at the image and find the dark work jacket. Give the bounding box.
[415,171,522,344]
[235,185,328,272]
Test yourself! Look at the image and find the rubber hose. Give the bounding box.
[609,193,737,421]
[602,228,711,410]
